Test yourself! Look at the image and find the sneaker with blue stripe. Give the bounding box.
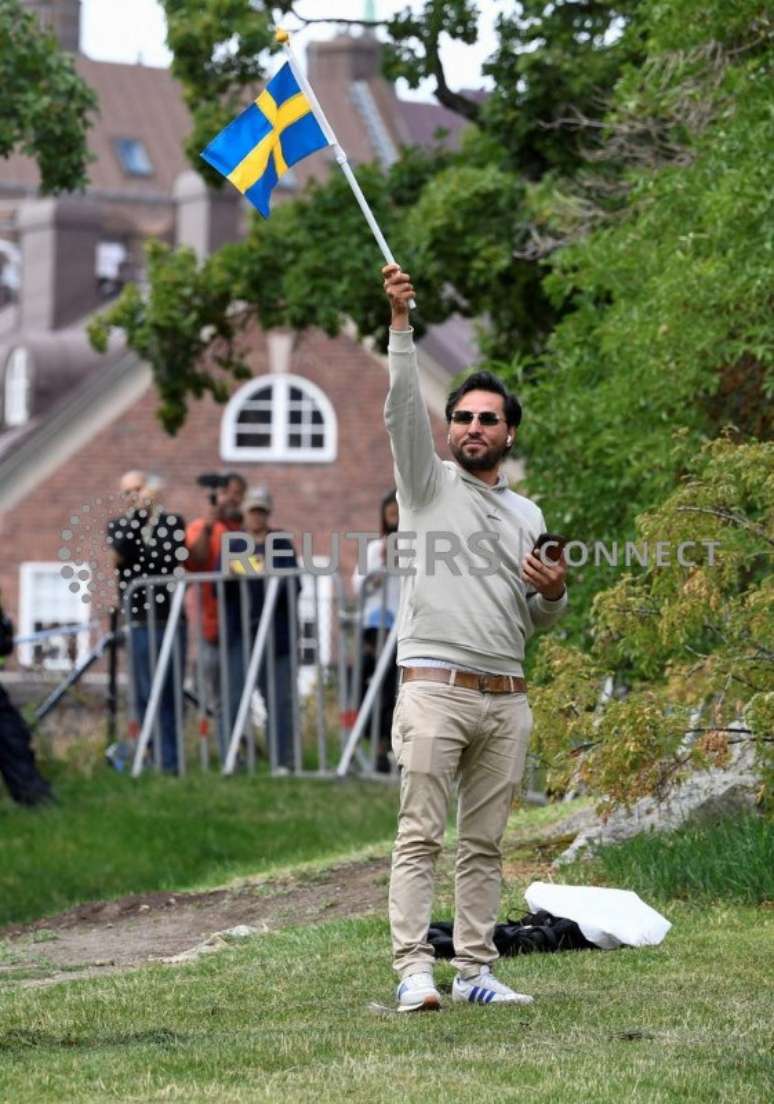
[396,971,441,1012]
[452,965,534,1006]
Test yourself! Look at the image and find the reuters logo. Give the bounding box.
[57,494,188,614]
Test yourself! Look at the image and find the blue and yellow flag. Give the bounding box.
[201,63,329,217]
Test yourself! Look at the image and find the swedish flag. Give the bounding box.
[201,63,330,217]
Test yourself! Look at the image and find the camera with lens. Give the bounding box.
[197,471,230,505]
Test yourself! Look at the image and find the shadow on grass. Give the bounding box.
[0,1027,187,1051]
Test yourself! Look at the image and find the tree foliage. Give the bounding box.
[92,0,641,426]
[84,0,773,808]
[530,435,773,811]
[516,0,773,639]
[89,148,450,432]
[481,0,643,179]
[0,0,96,192]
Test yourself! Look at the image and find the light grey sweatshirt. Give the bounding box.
[385,328,568,676]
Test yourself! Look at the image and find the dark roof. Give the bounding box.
[396,99,471,151]
[0,57,192,198]
[418,314,480,381]
[0,43,483,202]
[0,326,126,460]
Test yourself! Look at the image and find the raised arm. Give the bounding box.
[382,264,444,508]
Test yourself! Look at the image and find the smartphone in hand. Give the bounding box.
[533,532,568,564]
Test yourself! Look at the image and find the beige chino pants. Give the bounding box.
[388,679,533,979]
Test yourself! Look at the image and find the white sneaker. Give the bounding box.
[396,971,441,1012]
[452,965,534,1006]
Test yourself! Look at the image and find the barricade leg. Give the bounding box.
[216,579,231,765]
[131,584,186,777]
[223,577,280,775]
[311,575,327,774]
[194,585,210,770]
[287,577,302,774]
[238,578,255,773]
[336,624,398,777]
[171,623,186,775]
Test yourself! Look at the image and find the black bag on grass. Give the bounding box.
[428,910,597,959]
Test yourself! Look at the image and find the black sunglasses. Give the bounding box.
[450,410,506,427]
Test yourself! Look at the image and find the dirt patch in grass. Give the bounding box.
[0,809,570,990]
[0,857,390,987]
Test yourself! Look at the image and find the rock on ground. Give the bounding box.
[553,730,760,865]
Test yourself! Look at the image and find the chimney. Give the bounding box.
[23,0,81,53]
[307,35,382,86]
[16,197,101,331]
[173,171,242,261]
[267,331,293,374]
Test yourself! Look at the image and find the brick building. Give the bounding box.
[0,0,491,669]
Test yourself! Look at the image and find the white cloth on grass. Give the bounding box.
[525,882,671,950]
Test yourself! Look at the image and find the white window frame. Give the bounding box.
[4,346,30,426]
[18,562,92,670]
[220,373,337,463]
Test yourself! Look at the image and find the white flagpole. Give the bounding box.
[276,28,416,309]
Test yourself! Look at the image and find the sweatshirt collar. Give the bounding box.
[457,465,509,493]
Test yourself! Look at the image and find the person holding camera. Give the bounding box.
[0,596,54,806]
[185,471,246,759]
[381,264,568,1012]
[107,472,187,772]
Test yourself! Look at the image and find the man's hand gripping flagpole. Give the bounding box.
[275,27,416,310]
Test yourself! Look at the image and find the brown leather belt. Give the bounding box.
[400,667,527,695]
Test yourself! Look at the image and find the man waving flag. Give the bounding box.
[201,61,329,217]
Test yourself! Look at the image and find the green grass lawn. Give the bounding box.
[0,768,400,926]
[2,771,772,1102]
[1,905,771,1103]
[564,813,774,905]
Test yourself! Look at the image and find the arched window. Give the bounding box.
[220,374,337,463]
[4,347,29,426]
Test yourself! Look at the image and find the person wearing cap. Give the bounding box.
[221,489,300,771]
[381,264,568,1012]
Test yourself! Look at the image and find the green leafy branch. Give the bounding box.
[0,0,97,192]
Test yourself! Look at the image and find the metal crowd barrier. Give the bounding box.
[120,568,397,780]
[118,566,544,795]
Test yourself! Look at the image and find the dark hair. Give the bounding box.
[445,371,522,429]
[223,471,247,490]
[380,488,398,536]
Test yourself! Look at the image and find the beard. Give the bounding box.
[449,436,510,473]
